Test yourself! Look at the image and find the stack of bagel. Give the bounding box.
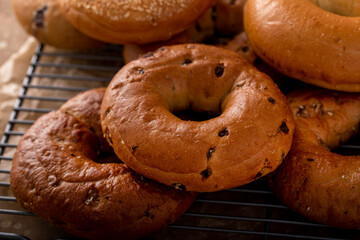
[10,0,360,239]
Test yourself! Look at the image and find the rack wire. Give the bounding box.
[0,43,359,240]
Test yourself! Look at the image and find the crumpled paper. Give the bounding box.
[0,37,37,138]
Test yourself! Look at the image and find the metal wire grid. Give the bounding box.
[0,43,359,240]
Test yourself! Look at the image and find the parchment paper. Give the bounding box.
[0,37,37,138]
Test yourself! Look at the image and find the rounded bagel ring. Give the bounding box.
[268,88,360,229]
[10,88,196,240]
[101,44,295,192]
[12,0,103,49]
[244,0,360,92]
[58,0,216,44]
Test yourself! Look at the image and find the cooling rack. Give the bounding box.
[0,43,359,240]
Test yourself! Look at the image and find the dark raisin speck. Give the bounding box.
[307,158,315,162]
[34,5,48,28]
[182,59,192,66]
[201,167,212,180]
[145,211,150,217]
[131,145,138,154]
[207,147,215,159]
[218,128,229,137]
[241,46,249,52]
[279,121,289,134]
[268,97,275,104]
[215,63,225,77]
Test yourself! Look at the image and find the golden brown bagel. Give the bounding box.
[268,88,360,229]
[58,0,216,44]
[215,0,247,37]
[123,8,215,64]
[220,31,257,64]
[12,0,103,49]
[244,0,360,92]
[123,32,194,64]
[10,88,196,240]
[101,44,295,192]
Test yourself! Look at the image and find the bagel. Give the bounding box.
[123,8,215,64]
[10,88,196,240]
[215,0,247,37]
[123,31,255,65]
[58,0,216,44]
[12,0,103,49]
[220,31,257,64]
[244,0,360,92]
[268,88,360,229]
[101,44,295,192]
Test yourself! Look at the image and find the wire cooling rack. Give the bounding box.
[0,43,359,240]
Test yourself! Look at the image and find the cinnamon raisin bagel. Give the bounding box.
[101,44,295,192]
[58,0,216,44]
[268,88,360,229]
[12,0,103,49]
[244,0,360,92]
[215,0,247,37]
[220,32,257,64]
[10,88,196,240]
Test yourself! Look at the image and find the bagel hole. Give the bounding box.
[96,152,123,164]
[173,109,221,122]
[312,0,360,16]
[333,134,360,156]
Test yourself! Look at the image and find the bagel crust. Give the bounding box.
[58,0,216,44]
[101,44,295,192]
[268,88,360,229]
[12,0,103,49]
[244,0,360,92]
[10,88,196,240]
